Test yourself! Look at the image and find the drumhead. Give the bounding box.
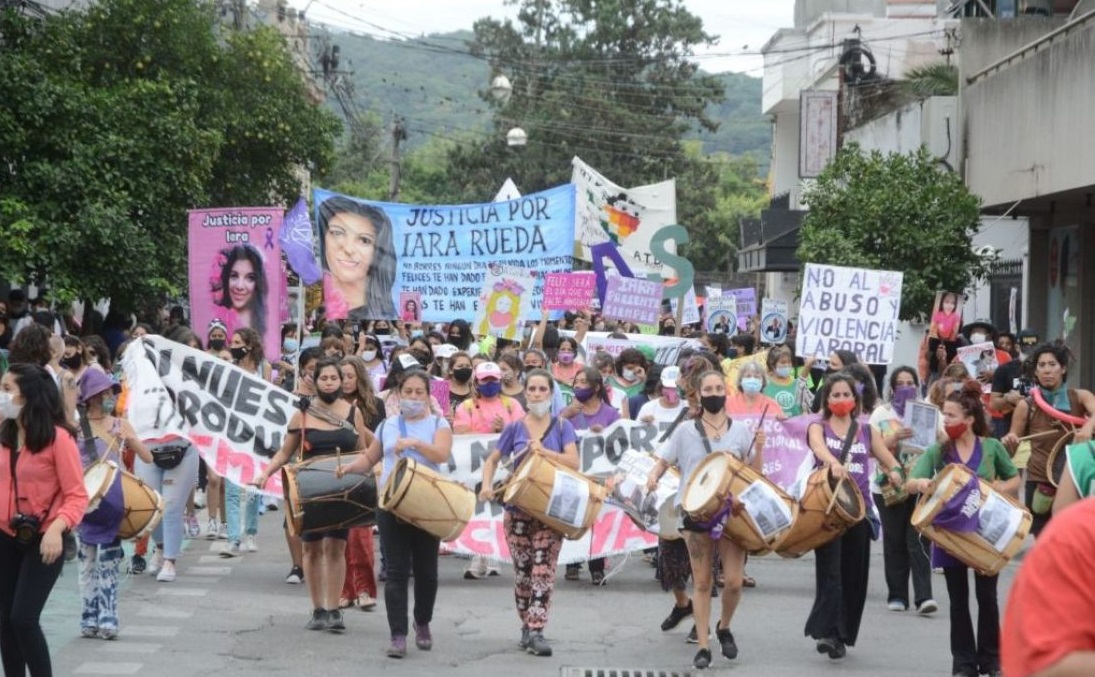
[913,468,957,524]
[84,462,115,493]
[681,455,726,513]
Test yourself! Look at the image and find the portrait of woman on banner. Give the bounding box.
[210,243,268,340]
[317,195,398,322]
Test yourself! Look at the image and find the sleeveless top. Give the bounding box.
[301,408,359,461]
[1027,389,1082,484]
[78,418,125,468]
[814,418,874,512]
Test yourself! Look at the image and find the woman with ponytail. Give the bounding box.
[907,382,1019,677]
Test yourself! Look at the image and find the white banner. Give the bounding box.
[796,263,903,364]
[579,331,700,366]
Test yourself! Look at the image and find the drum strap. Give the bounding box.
[659,408,690,444]
[836,422,859,467]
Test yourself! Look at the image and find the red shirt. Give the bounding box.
[0,428,89,536]
[1002,498,1095,676]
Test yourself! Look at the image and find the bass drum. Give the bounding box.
[283,454,378,536]
[502,451,606,540]
[380,457,475,542]
[117,470,164,540]
[776,467,865,558]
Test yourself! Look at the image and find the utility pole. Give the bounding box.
[388,116,406,201]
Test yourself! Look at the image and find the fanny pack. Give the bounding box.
[151,443,189,470]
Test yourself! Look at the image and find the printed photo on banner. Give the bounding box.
[399,291,422,322]
[187,207,284,360]
[796,263,904,365]
[929,290,963,341]
[760,298,789,344]
[957,341,998,393]
[314,185,575,323]
[475,265,535,340]
[705,296,737,334]
[903,401,940,451]
[725,288,756,331]
[542,272,596,311]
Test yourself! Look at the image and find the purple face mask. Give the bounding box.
[891,385,918,417]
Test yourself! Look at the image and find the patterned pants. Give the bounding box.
[78,542,124,633]
[504,511,563,632]
[341,526,378,600]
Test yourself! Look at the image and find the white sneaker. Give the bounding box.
[205,519,218,541]
[244,535,258,552]
[917,599,939,615]
[156,560,177,582]
[217,523,228,540]
[193,489,207,509]
[147,549,165,575]
[220,542,242,558]
[887,600,906,612]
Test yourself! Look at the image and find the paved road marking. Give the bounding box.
[156,587,209,597]
[74,662,143,674]
[188,566,232,576]
[97,642,162,654]
[136,607,193,619]
[124,625,180,638]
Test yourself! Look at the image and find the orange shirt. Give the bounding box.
[453,396,526,434]
[725,392,783,417]
[0,427,89,536]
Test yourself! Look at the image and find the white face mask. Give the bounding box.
[0,392,22,421]
[527,400,551,417]
[970,333,986,344]
[622,368,637,383]
[362,350,377,362]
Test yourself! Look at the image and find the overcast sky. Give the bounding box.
[287,0,797,74]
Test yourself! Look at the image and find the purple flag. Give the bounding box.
[932,478,981,533]
[280,197,322,285]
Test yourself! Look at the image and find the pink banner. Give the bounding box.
[188,208,284,360]
[602,275,662,325]
[542,272,596,311]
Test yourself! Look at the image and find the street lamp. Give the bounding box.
[490,75,513,104]
[506,127,528,147]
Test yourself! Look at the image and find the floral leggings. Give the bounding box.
[79,541,124,633]
[504,511,563,632]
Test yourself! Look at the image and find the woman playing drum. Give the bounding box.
[1001,343,1095,536]
[336,369,453,659]
[804,372,903,661]
[254,357,377,634]
[479,369,580,658]
[906,383,1019,677]
[645,369,766,670]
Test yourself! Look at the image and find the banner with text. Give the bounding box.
[602,275,663,325]
[705,296,737,333]
[542,272,596,311]
[725,288,756,331]
[760,298,789,344]
[312,186,575,322]
[796,263,904,365]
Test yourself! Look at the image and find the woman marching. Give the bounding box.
[253,357,376,633]
[479,369,580,658]
[336,369,453,658]
[804,371,904,660]
[906,383,1018,677]
[645,369,766,670]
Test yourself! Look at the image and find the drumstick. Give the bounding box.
[825,476,845,515]
[746,405,771,458]
[336,446,342,473]
[1017,429,1068,442]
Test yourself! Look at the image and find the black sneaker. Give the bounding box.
[526,631,552,657]
[518,626,530,650]
[130,554,147,575]
[285,566,304,584]
[327,609,345,632]
[660,601,693,631]
[693,648,712,669]
[715,623,738,660]
[685,624,710,644]
[305,609,328,631]
[819,637,846,660]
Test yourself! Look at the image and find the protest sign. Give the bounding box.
[188,207,284,361]
[602,275,662,325]
[668,287,701,325]
[399,291,422,322]
[725,288,756,331]
[580,332,700,366]
[542,272,596,311]
[760,298,789,344]
[312,185,575,322]
[607,449,678,536]
[474,265,536,340]
[796,263,904,365]
[957,341,997,393]
[705,296,737,334]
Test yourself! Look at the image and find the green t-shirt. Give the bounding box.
[910,437,1018,483]
[1066,442,1095,498]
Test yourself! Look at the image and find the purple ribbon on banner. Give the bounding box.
[692,494,736,541]
[264,227,275,250]
[932,478,981,533]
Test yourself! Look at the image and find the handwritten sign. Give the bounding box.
[669,287,700,325]
[602,276,662,325]
[796,263,903,365]
[542,272,596,311]
[474,266,535,340]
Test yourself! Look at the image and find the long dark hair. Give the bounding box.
[340,355,380,424]
[844,363,879,413]
[0,364,77,452]
[317,196,397,319]
[818,372,862,419]
[446,319,472,351]
[943,381,990,458]
[218,244,268,338]
[575,366,611,405]
[1030,342,1072,385]
[233,327,265,365]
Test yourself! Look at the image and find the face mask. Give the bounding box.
[775,366,793,379]
[828,400,857,417]
[527,400,551,417]
[400,399,427,418]
[970,333,986,344]
[229,346,248,361]
[726,348,739,359]
[0,392,22,420]
[477,381,502,398]
[501,373,516,385]
[452,367,472,383]
[557,351,575,365]
[316,389,340,404]
[741,377,763,395]
[700,394,725,415]
[891,385,918,417]
[208,338,226,351]
[61,355,82,370]
[448,335,461,345]
[375,326,390,335]
[283,339,299,353]
[944,421,969,440]
[411,330,424,339]
[362,350,377,362]
[412,351,431,367]
[662,387,679,405]
[102,396,117,415]
[573,386,595,403]
[622,368,637,383]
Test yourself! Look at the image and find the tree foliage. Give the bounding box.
[0,0,340,310]
[797,143,987,321]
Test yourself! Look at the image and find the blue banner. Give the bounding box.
[313,186,576,322]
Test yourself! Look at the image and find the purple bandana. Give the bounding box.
[692,494,735,540]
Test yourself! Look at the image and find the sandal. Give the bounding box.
[338,598,352,609]
[356,593,377,610]
[742,575,757,588]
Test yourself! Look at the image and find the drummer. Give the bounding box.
[479,368,581,658]
[905,383,1019,677]
[253,357,377,634]
[645,369,765,670]
[803,371,903,661]
[1002,343,1095,536]
[336,369,453,659]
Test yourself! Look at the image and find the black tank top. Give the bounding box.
[302,407,359,460]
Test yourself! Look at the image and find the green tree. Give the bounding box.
[797,143,987,321]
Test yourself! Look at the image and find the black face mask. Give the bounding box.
[229,346,248,361]
[374,326,390,335]
[412,351,431,367]
[700,395,725,415]
[451,367,473,383]
[61,355,81,370]
[316,389,340,404]
[209,338,226,351]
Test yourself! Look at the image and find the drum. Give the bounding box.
[117,470,164,540]
[911,463,1032,576]
[776,467,865,558]
[879,456,919,507]
[379,457,475,542]
[1046,430,1075,487]
[283,454,378,536]
[681,452,798,555]
[83,461,119,514]
[502,450,607,540]
[657,498,683,541]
